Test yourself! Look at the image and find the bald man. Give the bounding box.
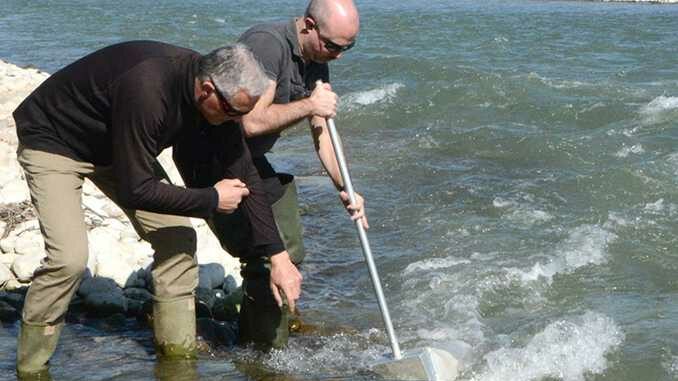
[208,0,364,349]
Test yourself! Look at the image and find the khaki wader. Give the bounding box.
[16,148,199,377]
[209,173,305,349]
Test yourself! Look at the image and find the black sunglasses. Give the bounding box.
[209,77,248,117]
[313,21,356,53]
[321,37,355,53]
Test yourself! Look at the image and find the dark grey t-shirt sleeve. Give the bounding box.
[238,31,285,81]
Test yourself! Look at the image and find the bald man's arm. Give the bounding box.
[241,81,338,138]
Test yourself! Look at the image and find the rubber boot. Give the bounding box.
[152,297,197,360]
[16,321,62,380]
[238,261,289,350]
[238,177,304,349]
[270,175,305,265]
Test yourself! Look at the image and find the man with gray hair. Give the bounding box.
[12,40,297,377]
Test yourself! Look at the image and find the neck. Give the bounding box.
[295,17,309,63]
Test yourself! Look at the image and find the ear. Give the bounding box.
[201,81,215,94]
[303,16,316,32]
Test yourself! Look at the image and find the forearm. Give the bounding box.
[310,116,344,191]
[242,98,314,138]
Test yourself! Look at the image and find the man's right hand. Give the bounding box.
[269,250,303,313]
[213,178,249,214]
[309,81,338,118]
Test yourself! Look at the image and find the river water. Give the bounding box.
[1,0,678,380]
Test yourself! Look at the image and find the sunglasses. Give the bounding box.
[209,77,248,117]
[314,23,356,53]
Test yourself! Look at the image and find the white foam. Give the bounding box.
[342,83,404,107]
[640,96,678,125]
[254,332,385,376]
[614,144,644,158]
[509,225,616,284]
[525,72,588,89]
[404,257,471,275]
[644,198,665,213]
[493,197,552,225]
[473,312,623,381]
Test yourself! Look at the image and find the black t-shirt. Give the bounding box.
[13,40,284,256]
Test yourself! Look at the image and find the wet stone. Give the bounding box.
[0,299,19,322]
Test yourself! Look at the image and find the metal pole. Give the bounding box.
[325,117,403,360]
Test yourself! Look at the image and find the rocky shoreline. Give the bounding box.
[0,59,242,324]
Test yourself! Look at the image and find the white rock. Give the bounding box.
[14,230,44,256]
[0,252,17,266]
[82,179,100,196]
[95,251,136,289]
[102,202,124,218]
[82,195,110,218]
[0,263,13,286]
[0,235,16,254]
[120,240,153,268]
[198,262,226,289]
[4,278,25,291]
[0,178,30,204]
[12,253,44,282]
[157,148,185,186]
[10,220,40,237]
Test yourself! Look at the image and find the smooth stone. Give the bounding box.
[4,278,27,291]
[0,236,16,254]
[196,318,238,347]
[123,287,153,303]
[198,263,225,290]
[0,290,25,310]
[0,252,17,266]
[0,262,13,286]
[0,178,29,203]
[14,229,44,256]
[0,300,19,322]
[11,253,44,282]
[79,277,127,316]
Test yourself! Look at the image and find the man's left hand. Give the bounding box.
[340,191,369,229]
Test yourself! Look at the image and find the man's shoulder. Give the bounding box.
[239,22,287,40]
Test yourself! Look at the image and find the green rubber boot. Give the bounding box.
[152,297,197,359]
[238,177,305,349]
[16,321,62,380]
[238,262,289,350]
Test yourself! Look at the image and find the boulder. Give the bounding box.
[198,263,225,290]
[12,253,44,282]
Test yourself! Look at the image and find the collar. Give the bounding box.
[285,18,303,59]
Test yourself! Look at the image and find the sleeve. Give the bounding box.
[222,126,285,256]
[238,31,285,81]
[109,70,218,219]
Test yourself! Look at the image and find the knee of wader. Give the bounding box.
[147,226,197,256]
[54,252,88,280]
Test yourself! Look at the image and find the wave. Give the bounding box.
[472,312,624,381]
[614,144,644,158]
[640,96,678,115]
[508,225,617,284]
[493,197,553,226]
[639,96,678,125]
[341,83,404,109]
[404,257,471,274]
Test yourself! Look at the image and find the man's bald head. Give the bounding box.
[305,0,359,36]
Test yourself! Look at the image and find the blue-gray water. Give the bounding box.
[2,0,678,380]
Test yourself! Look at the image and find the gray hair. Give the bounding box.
[198,44,269,101]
